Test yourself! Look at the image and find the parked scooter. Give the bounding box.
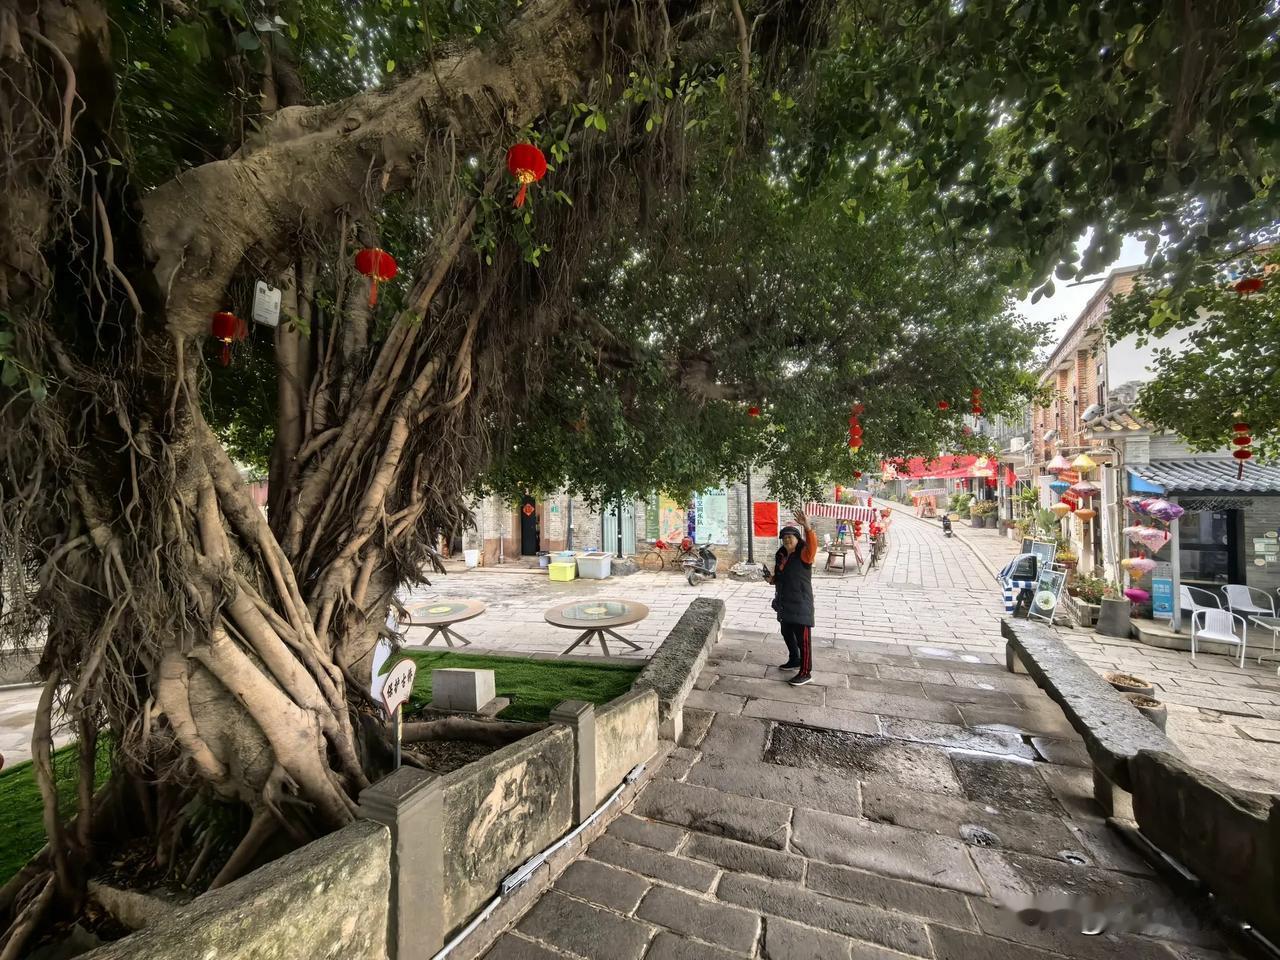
[684,543,718,585]
[941,514,953,538]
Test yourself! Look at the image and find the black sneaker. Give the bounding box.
[788,673,812,686]
[778,660,801,670]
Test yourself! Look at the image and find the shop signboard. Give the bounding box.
[1029,565,1067,624]
[1151,577,1174,617]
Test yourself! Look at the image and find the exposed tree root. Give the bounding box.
[208,811,276,891]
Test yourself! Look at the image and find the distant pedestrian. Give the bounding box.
[765,509,817,686]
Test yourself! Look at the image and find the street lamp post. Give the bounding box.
[745,463,755,564]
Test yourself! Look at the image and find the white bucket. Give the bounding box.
[463,549,480,568]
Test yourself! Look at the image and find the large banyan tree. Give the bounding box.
[1,0,1275,948]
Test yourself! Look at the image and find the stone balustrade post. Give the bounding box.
[551,699,597,824]
[360,767,445,960]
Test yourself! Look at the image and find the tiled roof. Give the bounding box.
[1129,460,1280,494]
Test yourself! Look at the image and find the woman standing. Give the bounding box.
[767,509,818,686]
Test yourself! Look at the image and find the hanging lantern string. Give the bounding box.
[1232,420,1252,480]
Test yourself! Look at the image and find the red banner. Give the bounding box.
[753,501,779,537]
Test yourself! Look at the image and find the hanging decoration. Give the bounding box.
[1071,453,1098,472]
[1122,557,1157,577]
[1047,454,1071,474]
[1235,276,1264,296]
[1050,502,1071,519]
[1124,588,1151,604]
[1147,500,1185,523]
[747,405,761,418]
[1129,527,1171,552]
[507,142,548,207]
[936,400,950,411]
[1075,507,1097,522]
[985,476,997,488]
[1049,479,1070,494]
[210,311,246,367]
[355,248,398,307]
[1068,480,1099,499]
[853,470,863,479]
[970,388,983,416]
[848,405,864,451]
[1232,419,1252,479]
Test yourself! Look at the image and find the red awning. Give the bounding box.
[883,455,980,479]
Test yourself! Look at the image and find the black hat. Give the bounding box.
[778,525,802,540]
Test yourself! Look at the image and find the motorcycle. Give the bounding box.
[683,543,718,585]
[941,514,953,538]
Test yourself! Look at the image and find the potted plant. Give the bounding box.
[1104,671,1155,697]
[1096,587,1132,639]
[1121,692,1167,731]
[1056,547,1078,572]
[970,499,996,528]
[1068,574,1112,627]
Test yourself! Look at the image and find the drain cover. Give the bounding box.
[1058,850,1091,865]
[959,824,1002,847]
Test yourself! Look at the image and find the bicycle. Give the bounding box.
[638,530,696,572]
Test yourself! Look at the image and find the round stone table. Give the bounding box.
[544,599,649,657]
[404,599,487,648]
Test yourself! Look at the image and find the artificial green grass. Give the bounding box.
[0,739,112,887]
[404,651,642,722]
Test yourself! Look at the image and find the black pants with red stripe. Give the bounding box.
[780,622,812,674]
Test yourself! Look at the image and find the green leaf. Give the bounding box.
[0,361,17,388]
[28,378,47,402]
[235,31,260,51]
[385,59,396,73]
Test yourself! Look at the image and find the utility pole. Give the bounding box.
[566,495,574,550]
[745,463,755,563]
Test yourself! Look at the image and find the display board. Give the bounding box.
[694,490,729,544]
[1029,566,1067,624]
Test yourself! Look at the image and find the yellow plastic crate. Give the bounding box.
[548,562,577,582]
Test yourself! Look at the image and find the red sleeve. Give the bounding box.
[801,527,818,564]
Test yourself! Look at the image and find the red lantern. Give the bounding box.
[986,476,997,488]
[970,388,984,417]
[507,143,547,208]
[355,248,398,307]
[748,405,761,418]
[1235,276,1264,296]
[937,400,950,411]
[835,485,843,502]
[853,470,862,479]
[850,423,863,438]
[852,404,865,415]
[1232,419,1253,478]
[210,311,246,367]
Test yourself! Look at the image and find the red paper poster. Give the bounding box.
[753,502,779,538]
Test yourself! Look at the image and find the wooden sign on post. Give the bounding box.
[373,656,417,769]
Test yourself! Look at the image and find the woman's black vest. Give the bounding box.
[773,544,815,626]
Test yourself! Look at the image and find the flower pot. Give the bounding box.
[1121,692,1167,731]
[1095,597,1132,638]
[1104,671,1155,698]
[969,517,984,528]
[984,515,997,529]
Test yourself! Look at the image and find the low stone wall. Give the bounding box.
[0,646,39,685]
[83,820,390,960]
[634,597,725,740]
[593,688,659,804]
[1132,751,1280,944]
[440,725,575,934]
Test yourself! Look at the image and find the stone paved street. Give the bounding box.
[485,630,1239,960]
[943,515,1280,796]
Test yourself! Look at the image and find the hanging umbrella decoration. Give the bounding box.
[354,247,398,307]
[1050,479,1070,494]
[210,311,247,367]
[1071,453,1098,472]
[1075,507,1097,522]
[1232,419,1252,479]
[1047,454,1071,474]
[507,142,548,208]
[1069,480,1099,499]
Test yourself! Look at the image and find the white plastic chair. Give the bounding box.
[1223,584,1276,618]
[1178,586,1220,624]
[1191,608,1248,668]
